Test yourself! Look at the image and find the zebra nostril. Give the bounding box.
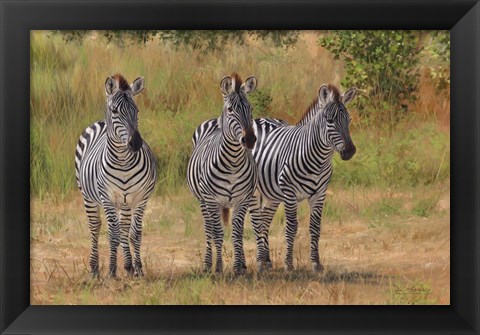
[128,131,143,152]
[241,137,246,145]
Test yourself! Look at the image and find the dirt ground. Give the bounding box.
[30,187,450,305]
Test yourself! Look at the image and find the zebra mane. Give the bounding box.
[230,72,243,93]
[297,84,341,125]
[113,74,131,91]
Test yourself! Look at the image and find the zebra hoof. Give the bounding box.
[124,264,134,275]
[234,267,246,276]
[108,271,117,279]
[257,261,272,273]
[312,263,324,273]
[133,266,144,277]
[285,264,295,272]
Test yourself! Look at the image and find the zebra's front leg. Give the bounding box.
[103,201,120,278]
[308,199,326,273]
[232,203,249,275]
[83,198,101,278]
[120,206,133,275]
[207,203,224,273]
[130,202,147,277]
[284,194,299,271]
[199,201,213,272]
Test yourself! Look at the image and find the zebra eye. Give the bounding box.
[326,118,334,124]
[111,109,119,115]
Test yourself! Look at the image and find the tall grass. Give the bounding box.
[30,31,450,200]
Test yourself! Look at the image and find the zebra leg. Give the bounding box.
[261,201,280,270]
[199,201,213,272]
[102,202,120,278]
[308,194,327,273]
[249,195,278,272]
[284,195,299,271]
[232,203,249,275]
[206,203,223,273]
[130,202,147,277]
[120,206,133,275]
[249,194,266,271]
[84,198,101,278]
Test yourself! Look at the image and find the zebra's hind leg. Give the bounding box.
[120,206,133,275]
[130,202,147,277]
[261,201,280,271]
[102,201,120,278]
[200,201,213,273]
[284,194,299,271]
[84,198,101,278]
[249,195,278,272]
[232,203,249,275]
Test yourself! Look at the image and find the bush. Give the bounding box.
[319,31,421,128]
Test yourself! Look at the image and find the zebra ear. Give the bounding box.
[242,76,257,94]
[105,76,119,96]
[220,76,234,95]
[341,87,357,105]
[318,84,330,104]
[131,77,145,96]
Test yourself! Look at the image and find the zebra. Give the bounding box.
[193,84,356,272]
[75,74,157,277]
[251,84,357,272]
[187,73,258,275]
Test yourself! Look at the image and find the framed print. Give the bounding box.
[1,0,479,334]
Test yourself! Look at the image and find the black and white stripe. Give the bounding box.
[193,84,357,272]
[75,74,157,277]
[187,73,258,274]
[251,84,357,272]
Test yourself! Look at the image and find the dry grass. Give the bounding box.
[31,184,450,305]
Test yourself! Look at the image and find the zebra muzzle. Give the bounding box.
[340,143,356,161]
[128,130,143,152]
[241,129,257,150]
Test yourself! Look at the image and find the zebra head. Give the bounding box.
[220,73,257,150]
[318,84,357,161]
[104,74,145,152]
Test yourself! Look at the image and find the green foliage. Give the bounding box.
[249,89,273,119]
[54,30,300,53]
[319,31,421,127]
[423,31,450,92]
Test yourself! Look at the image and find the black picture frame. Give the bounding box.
[1,0,479,334]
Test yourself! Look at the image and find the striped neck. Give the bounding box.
[302,112,334,173]
[105,133,137,162]
[219,133,248,168]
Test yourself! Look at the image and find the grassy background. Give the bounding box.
[30,31,449,199]
[30,30,450,305]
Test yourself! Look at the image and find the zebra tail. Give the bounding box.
[221,207,230,226]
